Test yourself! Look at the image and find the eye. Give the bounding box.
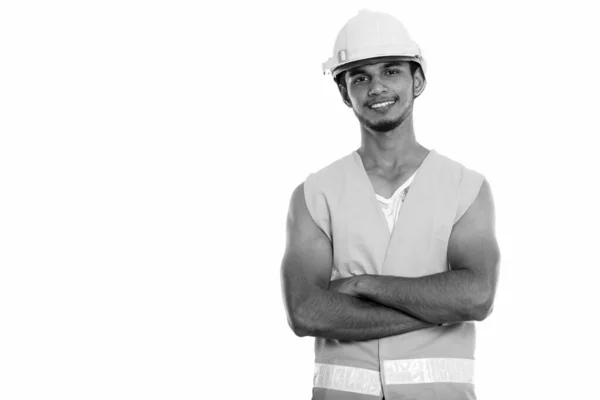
[353,76,369,84]
[386,69,401,76]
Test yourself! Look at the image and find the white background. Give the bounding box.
[1,1,599,399]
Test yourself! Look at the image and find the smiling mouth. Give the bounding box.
[369,100,396,109]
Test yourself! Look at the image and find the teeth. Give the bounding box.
[371,101,395,109]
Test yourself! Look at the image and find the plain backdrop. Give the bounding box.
[1,1,599,399]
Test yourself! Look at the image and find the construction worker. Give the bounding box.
[281,10,500,400]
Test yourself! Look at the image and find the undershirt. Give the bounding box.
[375,171,417,233]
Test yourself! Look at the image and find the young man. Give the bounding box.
[281,10,500,400]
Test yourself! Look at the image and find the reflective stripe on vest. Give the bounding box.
[314,363,382,396]
[384,358,474,385]
[314,358,474,394]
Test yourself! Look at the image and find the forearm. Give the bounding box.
[292,287,435,341]
[353,270,491,324]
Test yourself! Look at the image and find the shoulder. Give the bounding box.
[288,153,352,202]
[431,150,490,224]
[303,152,356,205]
[288,153,354,240]
[304,152,355,189]
[458,179,495,224]
[432,150,485,184]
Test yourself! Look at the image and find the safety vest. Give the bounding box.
[303,149,485,400]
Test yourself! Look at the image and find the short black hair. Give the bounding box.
[335,61,421,88]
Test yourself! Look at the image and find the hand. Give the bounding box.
[329,276,359,296]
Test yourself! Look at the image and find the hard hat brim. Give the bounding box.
[331,55,425,80]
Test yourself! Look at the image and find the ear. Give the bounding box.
[413,67,427,98]
[336,77,353,108]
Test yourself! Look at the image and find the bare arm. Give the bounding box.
[340,180,500,325]
[281,182,435,341]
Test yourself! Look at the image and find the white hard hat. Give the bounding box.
[322,10,426,80]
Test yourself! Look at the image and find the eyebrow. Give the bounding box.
[347,62,406,78]
[382,62,405,69]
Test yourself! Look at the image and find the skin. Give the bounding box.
[281,57,500,339]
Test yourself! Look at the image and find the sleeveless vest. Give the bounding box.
[303,149,485,400]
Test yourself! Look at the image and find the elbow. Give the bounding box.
[471,303,492,322]
[452,288,494,323]
[441,294,494,324]
[283,290,311,337]
[469,295,494,322]
[285,300,315,338]
[288,314,311,337]
[283,287,330,338]
[465,275,496,322]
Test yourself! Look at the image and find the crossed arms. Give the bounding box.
[280,180,500,341]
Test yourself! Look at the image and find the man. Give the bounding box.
[281,10,500,400]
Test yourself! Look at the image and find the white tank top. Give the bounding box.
[375,171,416,233]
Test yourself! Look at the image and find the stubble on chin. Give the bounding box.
[353,108,405,133]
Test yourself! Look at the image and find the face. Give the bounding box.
[339,59,424,133]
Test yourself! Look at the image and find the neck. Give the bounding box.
[357,114,427,169]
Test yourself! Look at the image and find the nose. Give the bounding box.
[368,76,387,96]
